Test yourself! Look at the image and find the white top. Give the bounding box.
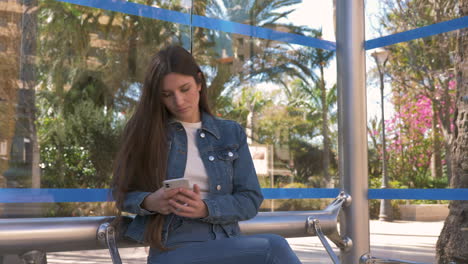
[179,120,209,199]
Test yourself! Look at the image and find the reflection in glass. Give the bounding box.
[197,0,335,41]
[0,0,40,217]
[0,0,190,217]
[0,0,39,188]
[0,0,340,217]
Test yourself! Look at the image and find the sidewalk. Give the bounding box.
[47,220,443,264]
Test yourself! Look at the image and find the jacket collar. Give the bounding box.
[200,112,220,139]
[168,111,220,140]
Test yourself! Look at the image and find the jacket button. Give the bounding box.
[200,132,206,138]
[209,156,215,161]
[216,185,221,191]
[228,151,234,157]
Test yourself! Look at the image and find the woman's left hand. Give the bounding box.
[168,184,208,218]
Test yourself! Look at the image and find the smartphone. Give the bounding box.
[163,178,191,190]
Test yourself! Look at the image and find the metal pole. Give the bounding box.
[336,0,370,262]
[376,59,393,221]
[270,144,275,212]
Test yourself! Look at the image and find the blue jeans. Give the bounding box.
[147,234,302,264]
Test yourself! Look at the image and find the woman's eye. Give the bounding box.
[181,86,190,92]
[162,93,172,97]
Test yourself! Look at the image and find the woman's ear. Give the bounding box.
[197,71,203,81]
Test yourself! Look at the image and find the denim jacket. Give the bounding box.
[121,112,264,247]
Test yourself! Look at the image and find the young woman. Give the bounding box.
[112,45,302,264]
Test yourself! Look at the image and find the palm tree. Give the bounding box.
[309,30,336,186]
[281,29,336,186]
[288,77,337,186]
[192,0,303,111]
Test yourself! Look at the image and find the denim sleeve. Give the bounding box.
[122,191,158,216]
[201,125,264,224]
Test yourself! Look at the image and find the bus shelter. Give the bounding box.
[0,0,467,263]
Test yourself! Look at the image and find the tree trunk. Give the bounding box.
[21,0,40,188]
[444,140,453,185]
[320,65,331,187]
[431,111,443,179]
[435,1,468,262]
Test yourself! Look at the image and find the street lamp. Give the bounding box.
[371,48,393,221]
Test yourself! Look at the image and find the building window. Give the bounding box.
[0,17,7,27]
[23,137,31,163]
[0,140,7,156]
[97,30,106,40]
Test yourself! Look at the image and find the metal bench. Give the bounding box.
[0,192,424,264]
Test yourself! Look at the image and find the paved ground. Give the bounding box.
[46,220,443,264]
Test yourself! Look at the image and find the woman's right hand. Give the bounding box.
[142,187,180,215]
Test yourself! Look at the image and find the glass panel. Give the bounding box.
[0,0,189,217]
[366,31,457,198]
[196,0,336,42]
[365,2,462,261]
[366,17,460,261]
[193,27,339,199]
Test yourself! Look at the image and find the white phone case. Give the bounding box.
[163,178,191,190]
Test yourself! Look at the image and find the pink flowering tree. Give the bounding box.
[383,75,456,188]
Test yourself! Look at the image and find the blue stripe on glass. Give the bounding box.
[365,16,468,50]
[1,188,467,203]
[58,0,191,25]
[192,15,336,50]
[56,0,335,50]
[57,0,468,50]
[263,188,468,200]
[262,188,340,199]
[56,0,466,51]
[0,188,112,203]
[368,188,468,200]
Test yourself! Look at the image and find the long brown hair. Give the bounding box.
[112,45,211,250]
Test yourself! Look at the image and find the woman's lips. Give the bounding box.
[176,107,189,113]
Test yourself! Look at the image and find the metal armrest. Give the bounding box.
[98,222,122,264]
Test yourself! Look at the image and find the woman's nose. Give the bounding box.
[174,93,184,106]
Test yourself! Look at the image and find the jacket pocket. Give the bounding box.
[215,147,239,182]
[216,148,239,161]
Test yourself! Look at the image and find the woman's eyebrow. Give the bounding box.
[179,82,190,88]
